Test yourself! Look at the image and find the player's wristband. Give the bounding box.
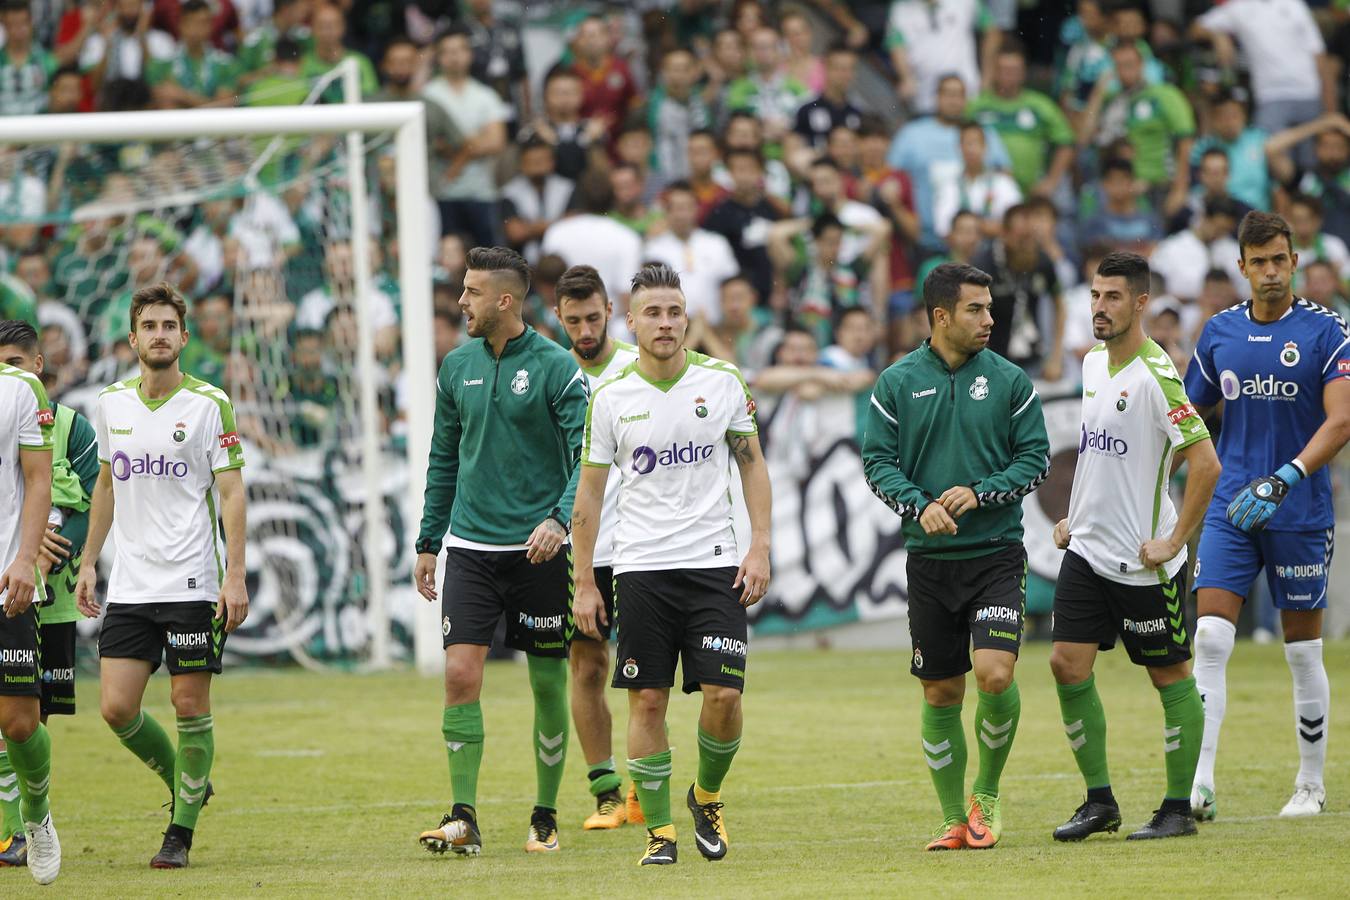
[1275,462,1304,487]
[415,538,441,556]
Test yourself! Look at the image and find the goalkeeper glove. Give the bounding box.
[1226,462,1303,533]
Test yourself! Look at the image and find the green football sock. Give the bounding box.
[0,749,23,838]
[528,655,569,810]
[6,725,51,824]
[921,701,967,825]
[172,714,215,831]
[587,758,622,797]
[113,710,176,792]
[1057,674,1110,790]
[696,727,741,796]
[972,681,1020,797]
[442,702,484,810]
[1159,675,1204,801]
[628,750,673,829]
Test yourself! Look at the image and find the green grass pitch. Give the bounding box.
[6,640,1347,897]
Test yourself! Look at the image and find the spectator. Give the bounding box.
[887,74,1012,253]
[296,240,398,356]
[703,147,783,304]
[793,43,863,152]
[1301,259,1350,317]
[752,323,874,400]
[974,202,1065,380]
[608,163,660,237]
[0,265,38,326]
[501,138,574,264]
[686,129,729,222]
[713,112,793,212]
[241,35,309,107]
[287,328,340,448]
[1150,198,1245,302]
[1267,114,1350,244]
[145,0,237,109]
[522,252,565,343]
[0,0,68,114]
[372,36,464,188]
[703,27,748,116]
[46,63,83,114]
[931,120,1022,241]
[802,157,887,268]
[182,196,239,293]
[564,14,638,134]
[433,306,464,362]
[725,26,809,152]
[613,121,664,208]
[1080,40,1195,217]
[968,38,1075,196]
[301,3,378,100]
[1078,157,1163,254]
[887,0,997,114]
[93,234,173,350]
[1024,195,1079,297]
[79,0,176,89]
[422,26,507,247]
[1059,243,1112,383]
[1288,193,1350,284]
[237,0,312,79]
[1191,91,1271,212]
[915,208,984,293]
[461,0,529,125]
[540,171,642,324]
[1169,147,1253,235]
[1056,0,1113,119]
[768,212,889,347]
[517,69,606,182]
[647,48,711,181]
[699,274,778,372]
[826,124,864,194]
[1191,266,1241,346]
[858,116,919,304]
[821,304,880,373]
[0,146,43,257]
[1191,0,1332,140]
[1147,299,1189,371]
[642,181,739,321]
[180,291,232,386]
[780,9,825,95]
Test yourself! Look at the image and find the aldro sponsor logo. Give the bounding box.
[1122,617,1167,635]
[631,441,715,475]
[111,450,189,481]
[1275,563,1325,579]
[1079,424,1128,457]
[519,612,564,632]
[701,635,747,657]
[1219,369,1299,401]
[166,631,209,649]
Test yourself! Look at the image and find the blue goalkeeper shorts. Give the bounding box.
[1193,515,1334,611]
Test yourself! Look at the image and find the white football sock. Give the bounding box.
[1285,638,1329,789]
[1191,616,1236,791]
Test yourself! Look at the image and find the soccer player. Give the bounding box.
[551,264,642,830]
[0,331,60,885]
[74,283,250,869]
[414,247,589,857]
[1184,211,1350,819]
[0,322,97,869]
[1048,252,1221,842]
[571,263,772,866]
[862,263,1051,851]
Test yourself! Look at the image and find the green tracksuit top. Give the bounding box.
[416,325,589,551]
[862,340,1051,559]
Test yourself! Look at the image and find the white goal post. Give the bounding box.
[0,98,435,672]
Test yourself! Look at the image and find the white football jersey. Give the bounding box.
[580,340,639,568]
[94,374,246,604]
[1066,340,1210,585]
[0,364,54,576]
[584,350,758,573]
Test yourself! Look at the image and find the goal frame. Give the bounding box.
[0,96,435,671]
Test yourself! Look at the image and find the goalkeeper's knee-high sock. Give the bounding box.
[1191,616,1235,790]
[628,749,674,837]
[172,714,214,831]
[1056,674,1111,796]
[6,725,52,825]
[0,748,22,839]
[113,710,176,792]
[695,727,741,804]
[921,701,967,825]
[1285,639,1329,789]
[527,656,569,811]
[972,681,1020,797]
[442,702,484,811]
[1158,676,1204,803]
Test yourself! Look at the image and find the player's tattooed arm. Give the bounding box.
[729,433,756,465]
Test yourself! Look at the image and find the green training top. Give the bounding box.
[862,341,1051,559]
[41,401,98,624]
[417,325,589,551]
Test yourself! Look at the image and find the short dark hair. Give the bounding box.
[997,35,1026,58]
[810,156,841,174]
[556,264,607,304]
[0,319,39,353]
[629,262,683,298]
[1101,156,1134,179]
[130,282,188,331]
[180,0,210,17]
[958,119,985,140]
[825,41,856,60]
[923,263,992,325]
[436,24,471,47]
[720,273,756,298]
[1002,201,1032,230]
[0,0,31,18]
[723,147,764,170]
[811,212,844,238]
[1094,251,1151,298]
[1237,210,1293,260]
[1199,146,1229,165]
[466,246,530,299]
[534,253,567,285]
[662,179,695,200]
[857,114,890,140]
[274,36,302,62]
[575,170,614,214]
[1288,192,1322,217]
[544,67,580,88]
[1203,196,1243,221]
[1203,267,1233,285]
[519,136,554,156]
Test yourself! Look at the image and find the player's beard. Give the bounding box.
[138,343,182,370]
[574,333,607,361]
[1093,314,1130,342]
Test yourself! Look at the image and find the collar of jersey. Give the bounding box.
[134,374,189,411]
[581,340,630,378]
[1243,299,1296,324]
[1104,338,1153,378]
[922,339,983,375]
[480,324,532,360]
[631,349,692,393]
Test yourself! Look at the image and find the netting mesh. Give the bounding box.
[0,95,415,669]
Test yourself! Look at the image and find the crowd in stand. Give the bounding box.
[2,0,1350,458]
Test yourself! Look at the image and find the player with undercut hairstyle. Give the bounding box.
[1184,211,1350,821]
[551,264,643,831]
[415,246,590,857]
[1049,252,1220,843]
[571,263,772,866]
[76,283,250,869]
[862,262,1051,851]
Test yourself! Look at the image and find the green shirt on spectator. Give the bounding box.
[146,46,240,100]
[0,273,39,327]
[238,23,313,73]
[300,50,378,101]
[967,89,1074,192]
[1107,83,1195,186]
[0,44,56,115]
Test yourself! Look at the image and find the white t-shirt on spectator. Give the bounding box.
[885,0,985,113]
[1197,0,1324,104]
[1149,229,1244,301]
[80,28,175,81]
[421,76,508,202]
[541,214,642,333]
[231,192,301,270]
[0,171,44,219]
[500,173,575,264]
[932,170,1022,238]
[642,229,740,322]
[296,283,398,332]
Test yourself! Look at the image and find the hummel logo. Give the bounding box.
[463,378,484,386]
[912,387,937,399]
[695,834,723,854]
[1085,390,1096,398]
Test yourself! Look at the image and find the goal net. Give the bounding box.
[0,76,433,670]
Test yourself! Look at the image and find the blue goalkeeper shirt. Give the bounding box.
[1185,298,1350,530]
